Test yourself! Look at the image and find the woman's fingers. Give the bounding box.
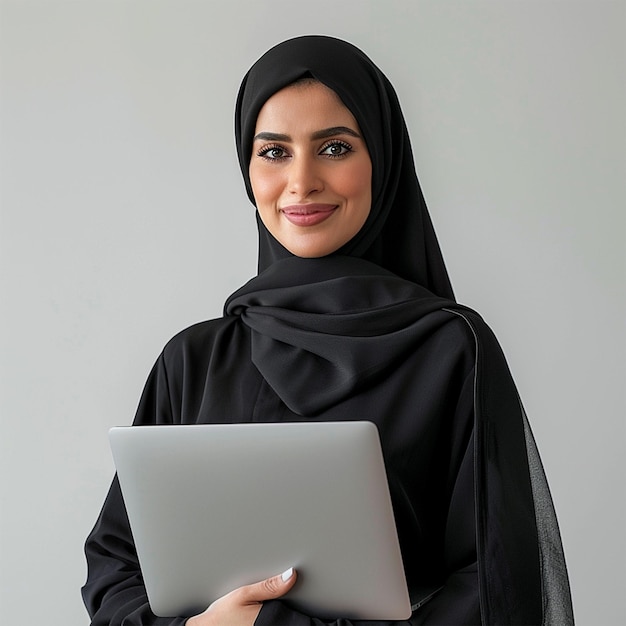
[236,567,297,604]
[186,568,298,625]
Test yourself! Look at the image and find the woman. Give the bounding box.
[82,36,574,625]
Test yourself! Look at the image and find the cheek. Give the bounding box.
[339,160,372,206]
[249,166,282,206]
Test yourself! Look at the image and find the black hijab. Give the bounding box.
[227,35,573,625]
[235,35,454,299]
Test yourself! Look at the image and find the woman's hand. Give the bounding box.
[185,567,297,626]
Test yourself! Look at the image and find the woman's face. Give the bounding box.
[249,81,372,258]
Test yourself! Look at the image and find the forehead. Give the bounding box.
[254,82,359,134]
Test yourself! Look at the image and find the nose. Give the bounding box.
[287,153,323,197]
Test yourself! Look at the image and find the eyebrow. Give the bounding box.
[253,126,362,142]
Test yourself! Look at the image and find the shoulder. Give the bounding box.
[425,306,481,354]
[435,304,513,372]
[442,305,519,399]
[159,316,242,367]
[418,308,479,378]
[441,305,495,348]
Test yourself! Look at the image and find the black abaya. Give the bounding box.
[82,36,574,625]
[84,259,481,625]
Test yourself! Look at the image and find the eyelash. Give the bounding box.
[256,144,288,161]
[256,140,353,162]
[320,140,353,158]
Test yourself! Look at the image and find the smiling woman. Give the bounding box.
[82,35,574,626]
[249,80,372,258]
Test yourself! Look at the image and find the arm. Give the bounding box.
[82,355,187,625]
[82,476,188,626]
[82,350,296,626]
[82,473,296,626]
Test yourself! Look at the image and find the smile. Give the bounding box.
[280,204,338,227]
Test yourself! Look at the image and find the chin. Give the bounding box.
[286,245,339,259]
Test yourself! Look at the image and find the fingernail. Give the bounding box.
[281,567,294,582]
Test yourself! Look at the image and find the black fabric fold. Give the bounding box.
[226,256,454,415]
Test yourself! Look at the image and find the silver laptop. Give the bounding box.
[109,421,411,620]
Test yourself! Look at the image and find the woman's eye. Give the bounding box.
[258,145,288,160]
[320,141,351,157]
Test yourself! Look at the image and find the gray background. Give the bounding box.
[1,1,624,624]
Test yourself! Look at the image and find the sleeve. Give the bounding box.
[255,369,482,626]
[81,354,188,626]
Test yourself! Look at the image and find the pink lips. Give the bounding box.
[280,203,337,226]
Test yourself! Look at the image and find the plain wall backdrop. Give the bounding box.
[1,1,624,624]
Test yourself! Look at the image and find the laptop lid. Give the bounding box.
[109,421,411,620]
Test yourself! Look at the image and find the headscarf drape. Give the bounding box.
[235,35,454,299]
[228,35,574,625]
